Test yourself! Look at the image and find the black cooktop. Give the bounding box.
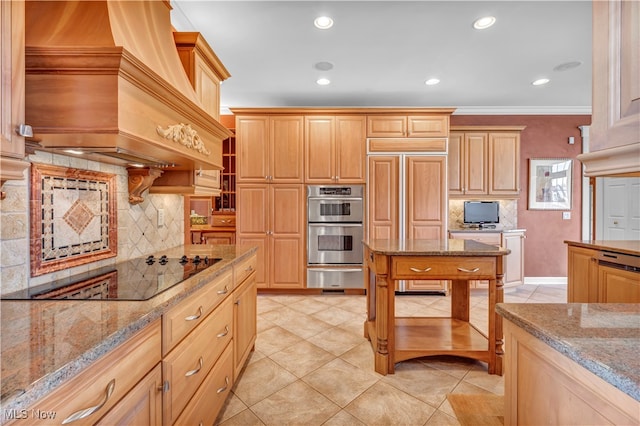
[1,255,221,301]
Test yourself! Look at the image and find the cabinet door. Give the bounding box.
[405,156,446,240]
[489,132,520,195]
[270,184,305,288]
[96,364,162,426]
[503,232,525,286]
[237,116,269,182]
[407,115,449,137]
[367,115,406,137]
[368,156,399,240]
[237,184,269,288]
[567,246,599,302]
[194,56,220,119]
[270,116,304,182]
[305,116,335,183]
[598,265,640,303]
[464,133,489,195]
[234,273,257,378]
[335,115,366,182]
[448,132,464,195]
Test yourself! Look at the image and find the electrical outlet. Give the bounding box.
[562,211,571,220]
[158,209,165,227]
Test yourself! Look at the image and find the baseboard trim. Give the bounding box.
[523,277,567,285]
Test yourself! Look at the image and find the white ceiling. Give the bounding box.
[171,1,592,115]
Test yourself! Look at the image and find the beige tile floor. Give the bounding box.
[216,283,567,426]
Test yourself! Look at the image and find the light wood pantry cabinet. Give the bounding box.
[0,0,30,199]
[448,126,524,198]
[366,114,450,138]
[305,115,366,183]
[236,115,304,183]
[368,152,448,293]
[579,0,640,176]
[449,230,525,288]
[237,184,305,289]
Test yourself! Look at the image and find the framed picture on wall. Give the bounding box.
[528,158,573,210]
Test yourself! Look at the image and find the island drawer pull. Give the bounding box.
[245,265,254,272]
[457,267,480,273]
[185,357,203,377]
[217,286,229,295]
[61,379,115,424]
[217,376,230,394]
[184,306,203,321]
[409,267,432,273]
[217,325,230,338]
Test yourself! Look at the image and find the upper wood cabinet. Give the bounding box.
[305,115,366,183]
[367,115,449,138]
[236,115,304,183]
[448,126,524,198]
[0,0,29,199]
[579,0,640,177]
[174,32,231,121]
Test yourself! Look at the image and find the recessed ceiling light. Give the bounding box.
[473,16,496,30]
[553,61,583,72]
[316,78,331,86]
[314,61,334,71]
[314,16,334,29]
[532,78,550,86]
[425,78,440,86]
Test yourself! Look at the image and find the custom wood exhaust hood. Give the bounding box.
[24,0,232,202]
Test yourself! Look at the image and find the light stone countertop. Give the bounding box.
[496,303,640,401]
[564,240,640,256]
[449,227,526,234]
[364,238,510,256]
[0,244,257,416]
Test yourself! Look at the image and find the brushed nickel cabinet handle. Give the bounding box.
[62,379,115,424]
[217,325,230,338]
[217,286,229,295]
[457,267,480,273]
[409,267,432,272]
[245,265,254,271]
[185,306,203,321]
[217,376,230,394]
[185,357,203,377]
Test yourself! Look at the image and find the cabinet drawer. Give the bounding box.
[392,257,497,280]
[163,299,233,426]
[212,214,236,227]
[18,321,161,426]
[173,343,234,426]
[194,169,220,189]
[234,254,257,289]
[162,269,232,355]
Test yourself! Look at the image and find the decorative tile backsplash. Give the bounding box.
[0,151,184,295]
[448,199,518,229]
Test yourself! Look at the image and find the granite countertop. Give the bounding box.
[0,244,257,414]
[496,303,640,401]
[564,240,640,256]
[449,227,526,234]
[364,239,510,256]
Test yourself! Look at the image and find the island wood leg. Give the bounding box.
[488,256,505,375]
[374,270,390,375]
[450,279,470,321]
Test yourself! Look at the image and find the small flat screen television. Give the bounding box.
[463,201,499,226]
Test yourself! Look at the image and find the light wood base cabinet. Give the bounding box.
[503,318,639,425]
[567,245,599,302]
[233,269,257,379]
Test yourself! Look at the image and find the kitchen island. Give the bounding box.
[0,244,257,425]
[363,239,510,376]
[497,303,639,425]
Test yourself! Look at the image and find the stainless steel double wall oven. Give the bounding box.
[307,185,364,289]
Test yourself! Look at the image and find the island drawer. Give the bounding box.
[234,254,257,288]
[162,269,232,355]
[392,256,497,280]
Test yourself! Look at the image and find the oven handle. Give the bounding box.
[308,197,363,202]
[308,268,363,272]
[308,223,363,228]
